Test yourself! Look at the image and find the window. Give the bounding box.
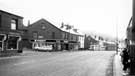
[71,35,73,40]
[7,36,19,50]
[66,33,68,39]
[0,35,4,41]
[62,33,65,39]
[52,32,55,39]
[11,19,17,30]
[32,31,38,39]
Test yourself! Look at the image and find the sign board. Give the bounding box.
[64,40,68,43]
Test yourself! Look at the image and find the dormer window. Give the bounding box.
[11,19,17,30]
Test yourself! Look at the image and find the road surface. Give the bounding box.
[0,51,115,76]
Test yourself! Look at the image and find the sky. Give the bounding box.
[0,0,132,40]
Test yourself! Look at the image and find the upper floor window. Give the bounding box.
[62,33,65,39]
[11,19,17,30]
[52,32,55,39]
[32,31,38,39]
[71,35,73,40]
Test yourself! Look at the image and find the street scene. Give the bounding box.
[0,0,134,76]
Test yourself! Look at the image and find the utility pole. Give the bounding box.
[116,16,119,54]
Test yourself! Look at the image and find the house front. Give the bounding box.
[0,10,24,54]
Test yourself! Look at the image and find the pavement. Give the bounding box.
[0,48,53,57]
[113,52,123,76]
[112,52,135,76]
[0,48,86,58]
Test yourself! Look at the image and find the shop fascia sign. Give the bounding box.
[35,39,46,42]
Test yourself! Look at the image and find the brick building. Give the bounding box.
[26,18,82,51]
[60,23,81,51]
[0,10,24,54]
[26,18,63,51]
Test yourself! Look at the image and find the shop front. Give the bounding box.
[6,35,21,51]
[32,40,62,52]
[61,40,79,51]
[69,41,79,51]
[0,31,22,54]
[61,40,69,50]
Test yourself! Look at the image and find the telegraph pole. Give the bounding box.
[116,16,119,54]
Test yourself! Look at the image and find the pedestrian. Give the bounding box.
[121,47,130,74]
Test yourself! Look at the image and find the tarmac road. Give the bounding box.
[0,51,115,76]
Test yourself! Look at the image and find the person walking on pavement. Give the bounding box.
[121,47,130,75]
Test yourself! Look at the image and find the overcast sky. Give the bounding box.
[0,0,132,39]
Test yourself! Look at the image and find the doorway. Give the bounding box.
[7,36,20,50]
[0,34,6,51]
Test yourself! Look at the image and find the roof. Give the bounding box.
[28,18,62,31]
[60,27,84,36]
[28,18,84,36]
[0,10,23,19]
[87,35,98,43]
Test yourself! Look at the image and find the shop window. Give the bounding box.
[33,42,53,50]
[0,35,4,41]
[11,19,17,30]
[0,35,5,50]
[7,36,19,50]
